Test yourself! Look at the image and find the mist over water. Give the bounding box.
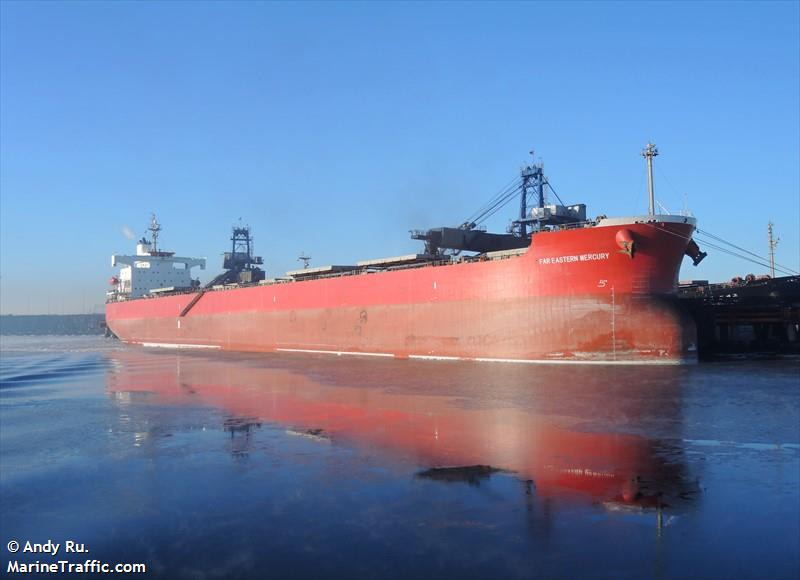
[1,336,798,579]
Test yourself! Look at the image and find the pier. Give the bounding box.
[679,275,800,356]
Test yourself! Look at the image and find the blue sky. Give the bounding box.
[1,1,798,314]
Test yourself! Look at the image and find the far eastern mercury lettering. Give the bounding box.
[538,252,610,265]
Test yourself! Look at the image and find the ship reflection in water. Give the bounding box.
[107,349,699,525]
[3,336,797,580]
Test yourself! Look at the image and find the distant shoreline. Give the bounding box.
[0,314,105,335]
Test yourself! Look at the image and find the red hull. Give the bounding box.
[106,219,698,363]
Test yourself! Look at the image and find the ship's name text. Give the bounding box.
[538,252,610,265]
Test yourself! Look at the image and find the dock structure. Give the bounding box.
[679,275,800,355]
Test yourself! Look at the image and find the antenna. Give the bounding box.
[641,142,659,215]
[148,213,162,251]
[768,221,779,278]
[298,252,312,269]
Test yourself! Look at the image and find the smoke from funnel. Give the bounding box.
[121,225,135,240]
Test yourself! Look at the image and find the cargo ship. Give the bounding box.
[106,145,707,363]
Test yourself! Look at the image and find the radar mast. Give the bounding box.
[148,214,162,252]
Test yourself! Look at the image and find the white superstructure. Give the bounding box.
[109,216,206,299]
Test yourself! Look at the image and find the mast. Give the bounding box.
[148,214,162,251]
[768,221,779,278]
[641,142,659,215]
